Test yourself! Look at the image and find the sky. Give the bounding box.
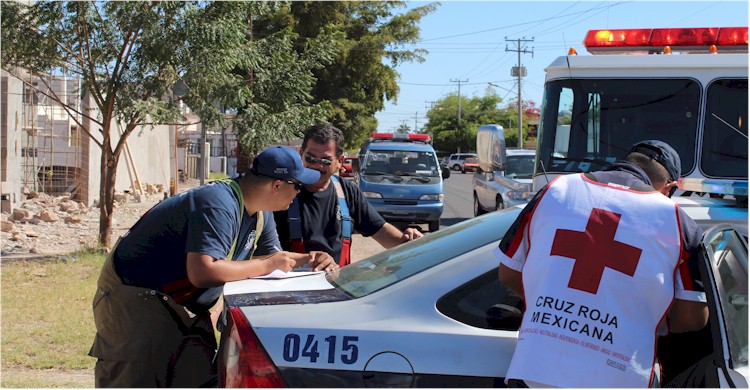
[374,0,749,133]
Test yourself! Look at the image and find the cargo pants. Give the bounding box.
[88,249,217,388]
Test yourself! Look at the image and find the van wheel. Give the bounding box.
[452,164,461,171]
[474,193,485,217]
[428,220,440,232]
[495,197,505,211]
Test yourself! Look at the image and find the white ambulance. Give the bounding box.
[534,26,748,236]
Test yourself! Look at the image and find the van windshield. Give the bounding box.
[361,150,439,177]
[538,78,701,175]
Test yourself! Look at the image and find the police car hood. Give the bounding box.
[223,271,351,307]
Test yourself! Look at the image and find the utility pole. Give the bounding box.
[450,79,468,152]
[425,100,437,110]
[414,111,420,133]
[505,37,534,148]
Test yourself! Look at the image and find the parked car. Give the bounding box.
[463,157,479,173]
[218,208,748,388]
[473,148,536,215]
[338,155,358,178]
[447,153,478,173]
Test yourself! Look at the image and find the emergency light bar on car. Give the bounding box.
[583,27,748,54]
[680,178,748,197]
[370,132,431,142]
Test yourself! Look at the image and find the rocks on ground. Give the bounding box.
[0,183,184,258]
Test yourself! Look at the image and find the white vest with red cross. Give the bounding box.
[507,173,683,388]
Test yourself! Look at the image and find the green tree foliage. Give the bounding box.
[1,1,336,247]
[264,1,438,149]
[395,123,411,134]
[424,87,539,152]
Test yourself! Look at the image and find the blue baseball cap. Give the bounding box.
[251,146,320,184]
[629,140,681,182]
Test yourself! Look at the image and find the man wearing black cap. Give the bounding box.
[495,140,708,388]
[89,146,337,388]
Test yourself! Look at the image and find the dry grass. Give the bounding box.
[1,252,102,387]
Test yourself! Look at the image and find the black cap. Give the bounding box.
[629,140,681,182]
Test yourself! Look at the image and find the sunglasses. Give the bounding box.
[284,180,303,191]
[304,154,334,166]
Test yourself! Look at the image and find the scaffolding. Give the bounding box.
[20,73,84,199]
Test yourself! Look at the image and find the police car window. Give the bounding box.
[706,228,749,369]
[330,211,519,298]
[437,270,523,331]
[701,79,748,178]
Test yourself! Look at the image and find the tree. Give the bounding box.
[1,1,337,247]
[395,123,411,134]
[424,87,538,152]
[265,1,438,149]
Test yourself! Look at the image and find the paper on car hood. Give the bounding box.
[224,271,334,296]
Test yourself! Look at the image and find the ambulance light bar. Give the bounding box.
[370,133,431,142]
[680,178,748,197]
[583,27,748,53]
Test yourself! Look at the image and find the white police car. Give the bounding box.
[218,208,748,387]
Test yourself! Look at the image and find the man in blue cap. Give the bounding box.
[89,146,337,388]
[495,139,708,388]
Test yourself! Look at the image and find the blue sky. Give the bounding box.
[375,1,749,133]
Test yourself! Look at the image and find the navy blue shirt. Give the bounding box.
[114,178,280,294]
[274,177,385,263]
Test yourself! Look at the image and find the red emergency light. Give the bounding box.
[370,132,431,142]
[583,27,748,53]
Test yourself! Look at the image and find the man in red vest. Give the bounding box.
[274,124,423,266]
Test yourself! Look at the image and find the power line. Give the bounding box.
[506,37,534,148]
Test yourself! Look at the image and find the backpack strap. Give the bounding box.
[330,176,352,267]
[287,198,306,253]
[222,178,244,260]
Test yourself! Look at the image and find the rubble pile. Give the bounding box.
[1,191,162,258]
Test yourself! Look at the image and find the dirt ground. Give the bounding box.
[0,179,385,387]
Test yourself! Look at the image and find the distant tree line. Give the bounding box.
[422,86,540,153]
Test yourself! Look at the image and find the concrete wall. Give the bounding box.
[112,122,172,196]
[0,71,23,212]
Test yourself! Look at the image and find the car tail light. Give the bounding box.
[219,307,286,388]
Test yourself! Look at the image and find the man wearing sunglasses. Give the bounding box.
[274,124,424,267]
[90,146,337,388]
[495,140,708,388]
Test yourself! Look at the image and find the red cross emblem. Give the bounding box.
[550,208,642,294]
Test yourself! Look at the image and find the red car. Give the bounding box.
[338,155,358,177]
[463,157,479,173]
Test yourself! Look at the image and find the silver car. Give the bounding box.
[472,148,536,215]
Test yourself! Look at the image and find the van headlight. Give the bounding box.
[363,191,382,199]
[420,194,444,201]
[506,191,533,200]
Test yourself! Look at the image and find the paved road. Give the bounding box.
[349,171,476,262]
[440,170,474,229]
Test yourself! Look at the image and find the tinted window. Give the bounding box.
[437,270,523,331]
[330,210,520,298]
[701,79,748,178]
